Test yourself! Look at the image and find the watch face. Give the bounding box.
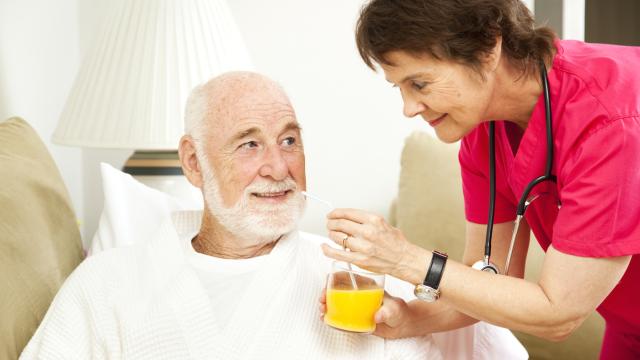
[414,284,438,302]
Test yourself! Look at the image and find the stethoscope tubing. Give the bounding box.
[483,62,557,273]
[485,121,497,261]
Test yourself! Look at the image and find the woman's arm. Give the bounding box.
[438,246,628,340]
[367,219,531,338]
[323,209,630,340]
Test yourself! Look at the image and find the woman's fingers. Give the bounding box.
[324,207,414,276]
[326,218,364,239]
[321,243,362,263]
[327,208,378,224]
[327,209,391,240]
[327,230,368,251]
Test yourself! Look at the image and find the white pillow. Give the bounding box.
[89,163,203,255]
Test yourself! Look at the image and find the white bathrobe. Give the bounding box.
[21,211,526,359]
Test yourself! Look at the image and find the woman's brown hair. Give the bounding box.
[356,0,556,77]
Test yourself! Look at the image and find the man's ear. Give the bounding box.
[178,135,204,189]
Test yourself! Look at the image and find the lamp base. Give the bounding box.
[122,151,202,206]
[123,150,183,176]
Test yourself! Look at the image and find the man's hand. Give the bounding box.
[372,293,413,339]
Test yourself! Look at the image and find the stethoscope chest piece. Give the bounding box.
[472,259,500,274]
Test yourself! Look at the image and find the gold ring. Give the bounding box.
[342,234,349,249]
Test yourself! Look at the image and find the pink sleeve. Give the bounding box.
[553,116,640,257]
[459,126,516,225]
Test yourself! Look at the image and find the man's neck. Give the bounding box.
[191,212,280,259]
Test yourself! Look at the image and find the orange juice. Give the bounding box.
[324,288,384,333]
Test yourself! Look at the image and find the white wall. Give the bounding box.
[562,0,585,41]
[76,0,132,244]
[0,0,130,245]
[0,0,84,230]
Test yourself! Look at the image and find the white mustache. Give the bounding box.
[246,178,297,195]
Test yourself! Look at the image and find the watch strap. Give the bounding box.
[423,250,448,290]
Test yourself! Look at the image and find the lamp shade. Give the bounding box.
[53,0,252,149]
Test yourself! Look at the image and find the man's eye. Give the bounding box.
[411,81,427,90]
[240,141,258,149]
[282,137,296,146]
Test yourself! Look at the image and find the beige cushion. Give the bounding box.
[0,117,84,359]
[394,131,466,260]
[394,130,604,360]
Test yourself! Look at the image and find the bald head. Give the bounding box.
[184,71,292,145]
[178,71,306,246]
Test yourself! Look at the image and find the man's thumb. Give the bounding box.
[375,296,404,327]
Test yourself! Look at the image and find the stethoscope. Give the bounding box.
[472,62,557,275]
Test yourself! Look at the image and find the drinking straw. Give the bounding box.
[302,191,359,290]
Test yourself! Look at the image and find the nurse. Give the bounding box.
[320,0,640,358]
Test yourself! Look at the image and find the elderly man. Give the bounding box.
[22,72,525,359]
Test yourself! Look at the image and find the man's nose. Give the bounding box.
[402,93,427,118]
[259,146,288,180]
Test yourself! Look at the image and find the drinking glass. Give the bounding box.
[324,261,385,333]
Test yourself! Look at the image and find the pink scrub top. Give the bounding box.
[459,40,640,336]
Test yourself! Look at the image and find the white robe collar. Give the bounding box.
[153,211,325,359]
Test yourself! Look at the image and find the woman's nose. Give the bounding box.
[402,94,427,118]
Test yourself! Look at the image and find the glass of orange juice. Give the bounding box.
[324,261,385,333]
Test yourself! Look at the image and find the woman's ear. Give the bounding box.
[486,35,503,73]
[178,135,204,189]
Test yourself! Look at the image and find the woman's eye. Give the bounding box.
[282,137,296,146]
[411,81,427,90]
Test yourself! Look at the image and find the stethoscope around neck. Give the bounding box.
[472,62,557,275]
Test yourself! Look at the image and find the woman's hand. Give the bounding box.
[318,287,414,339]
[322,208,426,281]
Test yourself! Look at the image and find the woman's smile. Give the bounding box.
[426,113,447,127]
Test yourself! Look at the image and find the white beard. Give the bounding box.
[199,156,305,244]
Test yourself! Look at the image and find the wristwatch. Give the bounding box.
[414,250,448,302]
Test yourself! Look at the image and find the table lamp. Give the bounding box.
[53,0,252,198]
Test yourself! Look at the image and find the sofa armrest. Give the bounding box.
[388,198,398,227]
